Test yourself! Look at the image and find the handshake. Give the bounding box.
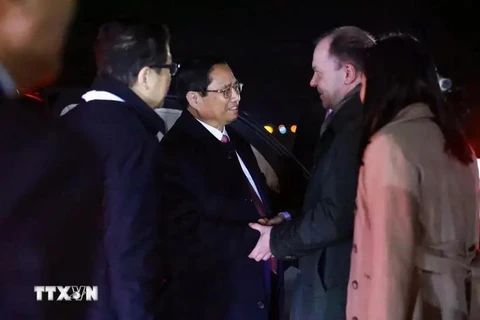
[257,212,288,226]
[248,212,289,262]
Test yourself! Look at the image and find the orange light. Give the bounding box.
[290,125,297,133]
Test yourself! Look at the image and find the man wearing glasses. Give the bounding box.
[157,57,281,320]
[61,20,178,320]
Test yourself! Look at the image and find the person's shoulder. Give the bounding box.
[52,119,101,154]
[158,133,196,172]
[334,116,362,149]
[159,123,193,154]
[226,126,249,145]
[65,99,136,120]
[364,131,404,165]
[64,100,151,139]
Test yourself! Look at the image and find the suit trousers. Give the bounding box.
[270,272,280,320]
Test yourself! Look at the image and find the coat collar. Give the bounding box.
[196,117,228,142]
[328,91,362,134]
[172,109,272,214]
[173,110,255,166]
[390,102,434,124]
[89,77,165,134]
[174,109,242,147]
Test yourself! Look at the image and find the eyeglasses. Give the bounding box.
[151,63,180,76]
[204,82,243,99]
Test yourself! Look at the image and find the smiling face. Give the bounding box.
[188,63,241,130]
[309,38,348,110]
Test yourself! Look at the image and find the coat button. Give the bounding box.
[353,317,358,320]
[353,244,358,253]
[352,280,358,289]
[257,301,265,309]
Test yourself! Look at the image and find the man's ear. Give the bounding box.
[344,63,358,85]
[186,91,202,110]
[135,66,152,90]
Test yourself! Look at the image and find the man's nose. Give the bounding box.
[309,73,317,87]
[231,88,241,101]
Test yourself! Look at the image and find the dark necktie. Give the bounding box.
[221,134,277,273]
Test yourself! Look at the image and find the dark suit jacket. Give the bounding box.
[157,110,275,320]
[61,77,165,320]
[0,89,103,319]
[270,94,362,319]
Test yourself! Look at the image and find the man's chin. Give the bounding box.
[155,100,165,109]
[153,94,169,109]
[225,113,239,125]
[319,97,330,109]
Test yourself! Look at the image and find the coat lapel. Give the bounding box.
[229,129,272,215]
[312,94,362,170]
[173,111,273,216]
[175,110,228,153]
[312,129,335,171]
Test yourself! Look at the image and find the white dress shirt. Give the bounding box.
[196,119,263,201]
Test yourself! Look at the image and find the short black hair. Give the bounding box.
[94,19,170,86]
[175,56,228,108]
[316,26,375,73]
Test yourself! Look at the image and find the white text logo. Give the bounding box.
[34,286,98,301]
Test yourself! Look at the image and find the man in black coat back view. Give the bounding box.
[61,20,177,320]
[0,0,104,319]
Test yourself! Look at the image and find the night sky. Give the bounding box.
[58,0,478,126]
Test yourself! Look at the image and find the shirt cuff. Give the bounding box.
[278,211,292,221]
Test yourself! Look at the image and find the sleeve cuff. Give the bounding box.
[279,211,292,221]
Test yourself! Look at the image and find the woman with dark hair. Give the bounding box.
[346,33,480,319]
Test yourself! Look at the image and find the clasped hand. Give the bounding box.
[247,214,285,262]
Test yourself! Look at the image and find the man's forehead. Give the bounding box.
[313,39,335,69]
[314,39,331,59]
[209,64,236,85]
